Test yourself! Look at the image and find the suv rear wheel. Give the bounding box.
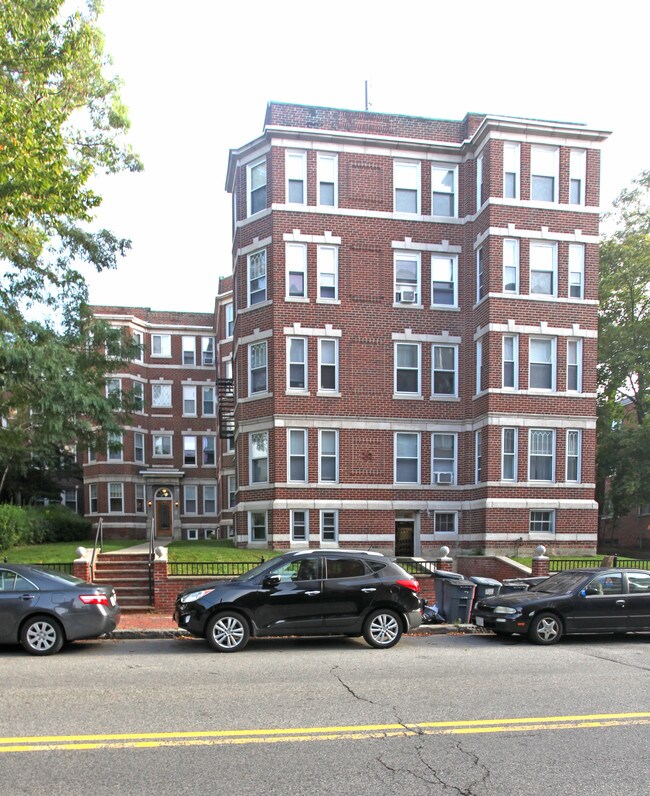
[363,609,402,649]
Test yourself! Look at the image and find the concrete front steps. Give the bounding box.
[94,552,152,612]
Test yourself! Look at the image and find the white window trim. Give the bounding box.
[248,510,268,543]
[108,482,124,514]
[475,430,482,484]
[202,386,216,417]
[318,429,339,484]
[202,336,215,366]
[503,238,520,294]
[151,382,173,408]
[249,431,269,485]
[134,432,145,465]
[151,334,171,358]
[318,338,339,394]
[530,144,559,204]
[285,149,307,206]
[224,303,234,338]
[152,434,173,458]
[183,435,197,467]
[285,242,308,300]
[566,338,583,393]
[247,248,267,307]
[317,244,339,302]
[529,240,558,298]
[182,336,196,366]
[317,152,338,208]
[184,485,198,515]
[394,342,421,398]
[394,159,421,215]
[503,142,520,200]
[430,254,458,308]
[502,334,519,390]
[320,509,339,545]
[476,153,483,212]
[431,432,457,486]
[569,149,587,207]
[568,243,585,300]
[182,385,197,417]
[433,511,458,539]
[246,156,267,218]
[202,436,216,466]
[431,344,458,399]
[476,339,483,395]
[431,163,458,218]
[476,247,484,303]
[394,431,420,485]
[227,475,236,509]
[501,427,518,482]
[203,485,217,515]
[286,336,308,393]
[528,336,557,392]
[528,429,556,483]
[291,509,309,544]
[107,432,123,462]
[529,509,556,537]
[287,428,308,484]
[566,429,582,483]
[394,251,421,306]
[248,340,268,397]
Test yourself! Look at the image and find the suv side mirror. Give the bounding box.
[263,574,282,589]
[583,586,600,596]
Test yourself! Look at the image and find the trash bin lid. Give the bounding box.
[433,570,464,580]
[469,576,502,586]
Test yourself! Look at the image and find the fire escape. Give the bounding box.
[217,378,235,439]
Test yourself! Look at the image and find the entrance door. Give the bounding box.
[156,500,173,537]
[395,521,415,557]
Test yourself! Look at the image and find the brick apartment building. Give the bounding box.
[82,306,218,541]
[214,102,610,556]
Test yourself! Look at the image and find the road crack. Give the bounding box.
[329,666,379,705]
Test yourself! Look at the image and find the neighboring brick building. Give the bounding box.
[82,306,218,540]
[218,102,610,556]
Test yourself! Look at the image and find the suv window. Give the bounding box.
[627,572,650,593]
[325,557,367,579]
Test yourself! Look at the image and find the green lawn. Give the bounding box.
[2,539,282,564]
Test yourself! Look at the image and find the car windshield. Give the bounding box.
[529,572,588,594]
[232,557,284,583]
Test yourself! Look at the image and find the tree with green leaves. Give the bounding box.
[597,170,650,524]
[0,0,142,502]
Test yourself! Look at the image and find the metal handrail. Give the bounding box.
[147,514,155,604]
[90,517,104,573]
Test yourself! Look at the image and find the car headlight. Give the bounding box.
[493,606,519,615]
[180,589,214,604]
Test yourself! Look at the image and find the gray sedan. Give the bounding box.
[0,564,121,655]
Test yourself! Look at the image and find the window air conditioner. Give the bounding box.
[435,472,453,484]
[399,290,417,303]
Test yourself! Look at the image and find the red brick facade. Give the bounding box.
[219,102,610,556]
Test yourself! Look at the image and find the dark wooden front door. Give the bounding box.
[395,521,414,557]
[156,500,172,537]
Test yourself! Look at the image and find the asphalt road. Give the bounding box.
[2,632,649,795]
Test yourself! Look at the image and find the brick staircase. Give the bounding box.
[94,552,152,611]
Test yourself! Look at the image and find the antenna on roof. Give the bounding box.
[364,80,372,111]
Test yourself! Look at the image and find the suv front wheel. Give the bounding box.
[363,609,402,649]
[206,611,250,652]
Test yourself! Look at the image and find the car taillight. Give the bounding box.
[396,578,420,593]
[79,594,110,606]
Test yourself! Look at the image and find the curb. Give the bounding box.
[109,623,487,640]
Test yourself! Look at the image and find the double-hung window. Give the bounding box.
[503,238,519,293]
[528,429,555,481]
[318,339,338,392]
[248,249,267,306]
[529,241,557,297]
[319,429,338,483]
[317,245,338,301]
[476,340,484,394]
[476,153,484,210]
[135,483,145,513]
[152,334,171,357]
[502,335,518,389]
[287,429,307,482]
[394,342,420,396]
[183,386,197,416]
[183,436,197,466]
[529,337,555,390]
[317,152,337,207]
[394,252,420,305]
[432,433,456,485]
[250,431,268,484]
[395,432,420,484]
[247,157,267,216]
[107,432,122,462]
[566,429,581,482]
[475,430,483,484]
[182,336,195,365]
[432,344,457,397]
[249,511,267,542]
[184,485,197,514]
[249,341,268,395]
[503,142,520,199]
[132,381,144,411]
[152,383,172,408]
[224,303,234,338]
[89,484,98,513]
[287,337,307,391]
[286,243,307,299]
[568,244,585,299]
[203,485,216,514]
[566,339,582,392]
[202,386,215,416]
[321,510,338,543]
[202,436,215,466]
[108,483,123,513]
[531,145,559,202]
[106,378,121,401]
[202,337,214,366]
[476,247,485,302]
[431,164,457,216]
[132,330,144,362]
[569,149,586,206]
[227,475,236,508]
[291,510,308,543]
[134,432,145,464]
[394,160,420,214]
[431,255,457,307]
[286,150,307,204]
[501,428,518,481]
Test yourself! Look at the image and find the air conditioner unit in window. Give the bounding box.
[435,472,453,484]
[399,290,417,303]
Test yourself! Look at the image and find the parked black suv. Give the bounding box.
[174,550,422,652]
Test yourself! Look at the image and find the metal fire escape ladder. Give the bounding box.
[217,378,235,439]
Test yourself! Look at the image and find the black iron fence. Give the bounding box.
[550,556,650,571]
[395,559,438,576]
[167,561,264,577]
[30,563,75,575]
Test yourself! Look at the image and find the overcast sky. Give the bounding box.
[85,0,648,314]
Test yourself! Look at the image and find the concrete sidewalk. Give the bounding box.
[111,612,484,639]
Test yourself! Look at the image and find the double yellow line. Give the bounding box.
[1,712,649,753]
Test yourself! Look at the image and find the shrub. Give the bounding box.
[0,504,31,551]
[36,505,91,542]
